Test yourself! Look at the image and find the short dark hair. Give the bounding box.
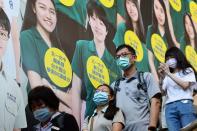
[28,86,59,111]
[86,1,116,56]
[87,1,110,31]
[116,44,136,55]
[0,8,11,36]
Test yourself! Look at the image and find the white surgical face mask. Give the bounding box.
[166,58,177,69]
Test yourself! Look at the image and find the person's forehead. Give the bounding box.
[166,56,175,59]
[31,100,45,106]
[117,47,130,54]
[98,85,108,90]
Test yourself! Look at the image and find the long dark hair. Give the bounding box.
[152,0,175,48]
[125,0,145,42]
[21,0,62,49]
[165,47,194,74]
[97,84,120,120]
[87,1,116,56]
[183,13,197,49]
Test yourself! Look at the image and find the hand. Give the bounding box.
[159,63,170,75]
[158,67,165,78]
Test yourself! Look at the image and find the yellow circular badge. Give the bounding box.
[87,56,110,89]
[60,0,75,6]
[185,45,197,72]
[99,0,114,8]
[151,34,167,63]
[169,0,182,12]
[190,1,197,23]
[124,30,143,62]
[44,48,72,88]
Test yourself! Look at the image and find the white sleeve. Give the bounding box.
[183,68,196,83]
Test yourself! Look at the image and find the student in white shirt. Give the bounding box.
[158,47,197,131]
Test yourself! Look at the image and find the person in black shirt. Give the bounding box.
[28,86,79,131]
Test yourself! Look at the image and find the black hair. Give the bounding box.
[152,0,175,48]
[28,86,59,111]
[21,0,61,49]
[86,1,116,56]
[97,84,119,120]
[116,44,136,55]
[124,0,145,42]
[0,8,11,36]
[183,13,197,49]
[165,47,194,74]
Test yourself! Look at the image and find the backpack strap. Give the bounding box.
[137,71,147,93]
[137,72,151,110]
[114,78,125,95]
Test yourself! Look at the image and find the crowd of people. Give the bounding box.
[0,0,196,131]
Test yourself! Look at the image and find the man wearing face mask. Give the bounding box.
[158,47,197,131]
[28,86,79,131]
[111,44,161,131]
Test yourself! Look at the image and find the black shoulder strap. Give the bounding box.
[51,112,79,131]
[137,71,147,93]
[114,78,124,94]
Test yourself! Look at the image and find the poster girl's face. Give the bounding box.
[185,15,195,40]
[89,12,108,42]
[126,0,139,22]
[33,0,57,33]
[154,0,165,26]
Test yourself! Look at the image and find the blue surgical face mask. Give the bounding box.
[116,56,131,70]
[166,58,177,69]
[33,107,54,122]
[93,91,109,106]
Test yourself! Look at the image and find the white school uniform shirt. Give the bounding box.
[0,63,27,131]
[162,68,196,104]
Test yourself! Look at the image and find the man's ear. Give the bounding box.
[134,55,137,61]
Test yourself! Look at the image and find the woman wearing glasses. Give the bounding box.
[82,84,124,131]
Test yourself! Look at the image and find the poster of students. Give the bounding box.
[0,0,196,130]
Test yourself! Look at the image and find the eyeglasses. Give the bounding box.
[115,53,135,59]
[0,29,9,41]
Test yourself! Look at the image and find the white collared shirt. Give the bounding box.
[0,63,27,131]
